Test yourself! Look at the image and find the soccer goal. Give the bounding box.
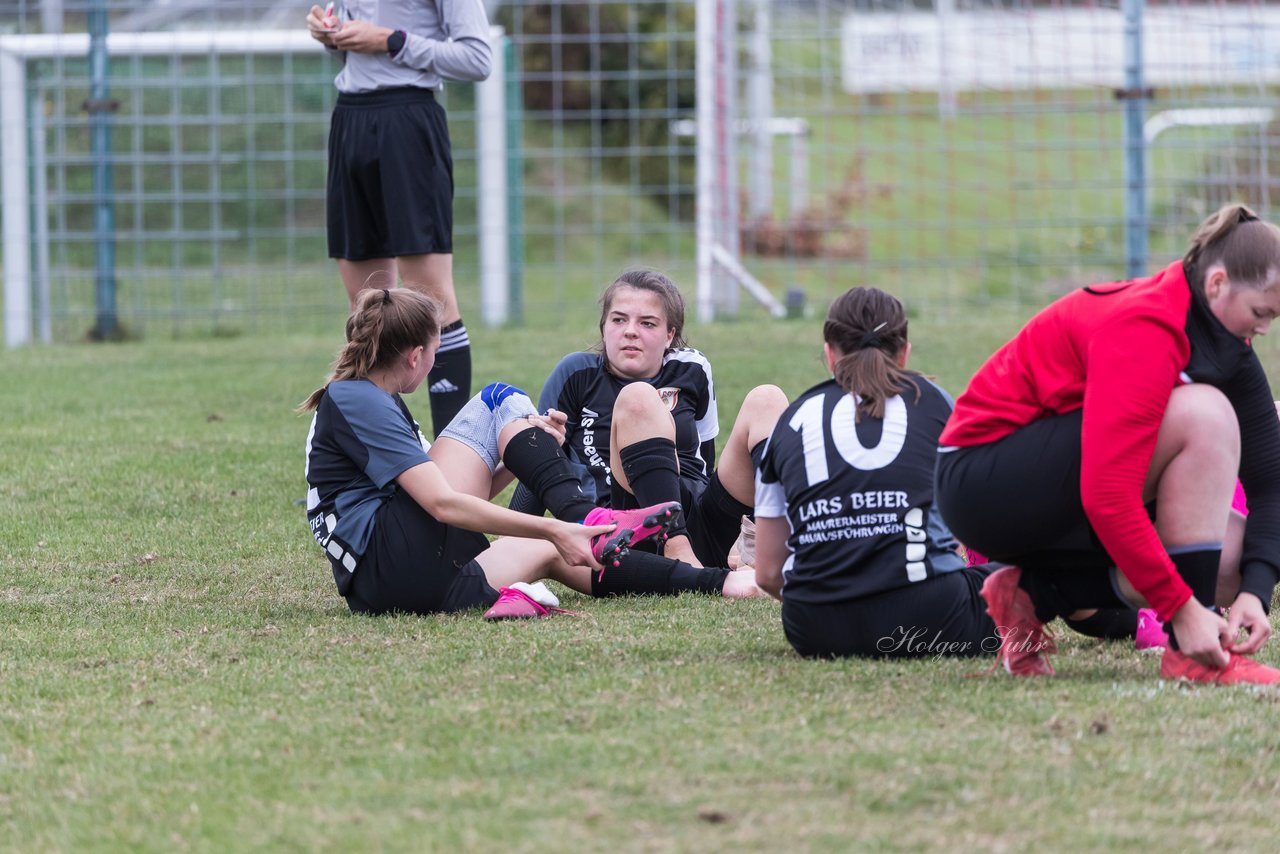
[0,27,514,347]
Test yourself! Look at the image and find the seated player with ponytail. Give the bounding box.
[936,203,1280,684]
[512,269,788,581]
[301,287,738,619]
[752,287,1000,659]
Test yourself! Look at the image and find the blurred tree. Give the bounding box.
[498,0,698,218]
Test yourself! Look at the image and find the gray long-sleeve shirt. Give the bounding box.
[331,0,492,93]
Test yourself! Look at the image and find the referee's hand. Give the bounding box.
[328,20,396,55]
[306,5,339,45]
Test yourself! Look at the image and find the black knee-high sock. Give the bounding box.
[1063,608,1140,640]
[500,426,596,522]
[618,437,687,535]
[590,549,729,597]
[427,319,471,437]
[1171,546,1220,607]
[1165,546,1221,651]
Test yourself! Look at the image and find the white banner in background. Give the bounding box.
[842,7,1280,93]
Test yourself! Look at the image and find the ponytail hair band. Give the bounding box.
[382,288,393,305]
[857,321,888,350]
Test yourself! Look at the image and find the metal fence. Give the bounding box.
[1,0,1278,344]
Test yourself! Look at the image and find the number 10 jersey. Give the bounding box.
[754,376,965,605]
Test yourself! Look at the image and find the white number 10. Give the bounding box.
[788,393,908,487]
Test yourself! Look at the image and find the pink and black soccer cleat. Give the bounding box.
[583,501,683,578]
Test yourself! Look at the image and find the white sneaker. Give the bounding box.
[734,516,756,567]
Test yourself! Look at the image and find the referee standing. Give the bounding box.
[306,0,492,436]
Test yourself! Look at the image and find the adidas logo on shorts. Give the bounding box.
[429,379,459,394]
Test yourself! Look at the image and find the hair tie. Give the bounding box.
[1238,208,1259,224]
[382,288,393,305]
[857,321,888,350]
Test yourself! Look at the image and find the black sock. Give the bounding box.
[1165,547,1221,651]
[1063,608,1139,640]
[500,427,596,522]
[590,549,729,597]
[1020,566,1126,625]
[1171,547,1220,607]
[618,437,687,536]
[427,319,471,437]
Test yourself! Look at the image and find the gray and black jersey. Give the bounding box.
[755,376,965,606]
[304,379,431,592]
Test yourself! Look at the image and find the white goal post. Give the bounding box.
[0,28,510,347]
[694,0,787,323]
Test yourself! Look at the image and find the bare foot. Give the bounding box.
[721,568,763,598]
[662,533,702,567]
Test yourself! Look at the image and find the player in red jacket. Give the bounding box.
[936,204,1280,684]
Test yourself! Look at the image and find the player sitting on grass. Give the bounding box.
[511,269,789,572]
[751,286,1001,659]
[936,203,1280,684]
[300,287,755,620]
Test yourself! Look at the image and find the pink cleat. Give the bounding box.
[979,566,1057,677]
[583,501,683,578]
[1160,648,1280,685]
[1134,608,1167,652]
[483,583,575,621]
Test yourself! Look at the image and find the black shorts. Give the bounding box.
[781,566,999,659]
[327,87,453,261]
[935,410,1119,572]
[681,474,749,568]
[344,489,497,616]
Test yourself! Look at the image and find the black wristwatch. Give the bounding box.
[387,29,407,57]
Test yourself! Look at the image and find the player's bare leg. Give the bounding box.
[394,253,471,436]
[714,384,788,506]
[396,253,460,324]
[337,258,397,309]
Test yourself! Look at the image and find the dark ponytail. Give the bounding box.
[824,287,919,420]
[1183,203,1280,295]
[299,288,441,411]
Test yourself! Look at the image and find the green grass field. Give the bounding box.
[4,315,1280,852]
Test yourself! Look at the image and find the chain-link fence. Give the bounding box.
[2,1,1278,343]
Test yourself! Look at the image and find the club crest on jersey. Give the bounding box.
[658,387,680,411]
